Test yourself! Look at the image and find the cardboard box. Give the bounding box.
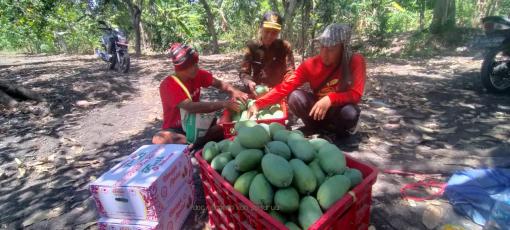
[90,144,193,220]
[97,182,195,230]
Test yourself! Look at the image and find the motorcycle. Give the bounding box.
[95,20,130,73]
[479,16,510,93]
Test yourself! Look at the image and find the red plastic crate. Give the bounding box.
[218,101,288,138]
[195,149,378,230]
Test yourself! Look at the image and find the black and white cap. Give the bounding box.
[315,23,352,47]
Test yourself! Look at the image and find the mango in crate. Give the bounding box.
[232,112,241,122]
[299,196,323,230]
[204,126,369,229]
[239,111,250,121]
[237,99,247,111]
[231,99,258,122]
[272,110,284,119]
[255,85,269,96]
[256,109,271,120]
[247,99,255,108]
[203,126,363,229]
[269,104,281,113]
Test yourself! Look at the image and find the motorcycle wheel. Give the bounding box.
[481,47,510,93]
[109,55,117,70]
[117,53,130,73]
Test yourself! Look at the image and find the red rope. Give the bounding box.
[382,169,447,201]
[400,178,447,201]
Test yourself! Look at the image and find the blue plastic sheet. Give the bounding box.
[444,168,510,227]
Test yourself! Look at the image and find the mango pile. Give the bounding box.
[202,121,364,230]
[231,99,284,121]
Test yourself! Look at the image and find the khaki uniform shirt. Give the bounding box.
[239,39,295,87]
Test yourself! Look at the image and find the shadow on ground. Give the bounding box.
[357,55,510,230]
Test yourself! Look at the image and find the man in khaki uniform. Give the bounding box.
[239,11,295,95]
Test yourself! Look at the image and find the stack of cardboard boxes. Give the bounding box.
[89,144,194,230]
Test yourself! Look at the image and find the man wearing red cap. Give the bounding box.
[153,43,248,145]
[239,11,295,95]
[247,24,366,142]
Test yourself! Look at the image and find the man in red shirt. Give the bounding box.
[247,23,366,140]
[153,43,248,145]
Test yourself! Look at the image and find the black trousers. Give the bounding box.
[287,89,360,137]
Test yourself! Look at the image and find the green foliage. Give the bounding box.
[0,0,99,53]
[3,0,510,55]
[143,0,206,51]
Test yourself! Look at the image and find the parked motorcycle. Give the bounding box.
[95,20,130,73]
[479,16,510,93]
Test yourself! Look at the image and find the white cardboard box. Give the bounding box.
[90,144,193,221]
[97,182,195,230]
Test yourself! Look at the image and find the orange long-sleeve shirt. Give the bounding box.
[255,53,366,109]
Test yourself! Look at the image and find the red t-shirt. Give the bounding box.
[254,53,366,109]
[160,69,214,129]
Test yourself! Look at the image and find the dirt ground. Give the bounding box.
[0,50,509,229]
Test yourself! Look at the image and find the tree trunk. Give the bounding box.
[124,0,142,56]
[486,0,499,17]
[0,81,42,107]
[306,24,317,58]
[133,9,142,55]
[219,7,229,32]
[300,0,311,60]
[269,0,281,14]
[474,0,488,27]
[430,0,456,34]
[419,0,425,31]
[199,0,219,54]
[0,90,17,107]
[282,0,299,41]
[140,21,151,52]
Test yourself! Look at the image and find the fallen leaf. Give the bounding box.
[440,224,465,230]
[425,200,443,206]
[59,137,81,148]
[422,135,436,141]
[14,158,23,166]
[34,165,50,173]
[440,127,457,134]
[47,154,56,163]
[120,130,138,135]
[497,105,510,110]
[47,206,64,219]
[0,169,6,179]
[383,123,400,130]
[416,125,436,134]
[465,128,480,133]
[22,211,48,227]
[387,116,402,124]
[408,199,417,207]
[76,100,92,108]
[70,145,84,154]
[422,205,443,229]
[18,168,26,178]
[27,161,45,167]
[422,121,440,129]
[458,102,476,110]
[363,129,378,134]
